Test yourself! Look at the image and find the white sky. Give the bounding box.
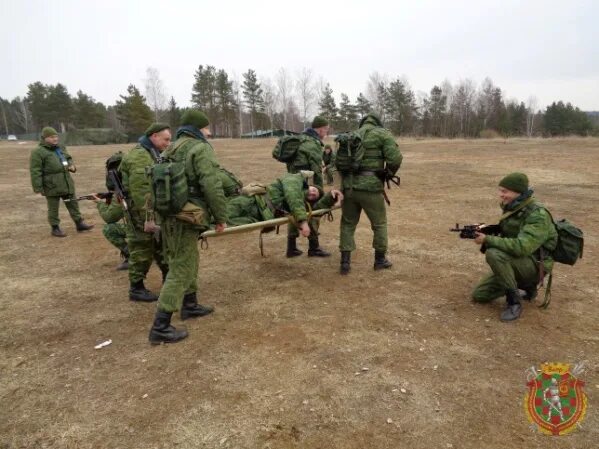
[2,0,598,111]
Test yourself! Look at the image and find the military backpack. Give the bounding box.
[334,131,365,173]
[543,210,584,265]
[272,135,307,163]
[148,155,188,216]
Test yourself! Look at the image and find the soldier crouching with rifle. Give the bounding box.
[469,173,557,322]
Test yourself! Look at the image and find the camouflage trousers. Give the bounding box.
[324,166,335,185]
[339,190,388,252]
[46,195,82,227]
[102,222,127,253]
[126,225,168,284]
[472,248,539,302]
[157,218,199,313]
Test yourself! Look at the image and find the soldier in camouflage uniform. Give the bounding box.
[149,110,228,345]
[322,144,336,186]
[339,114,402,274]
[29,127,94,237]
[91,194,128,271]
[119,123,171,302]
[225,173,343,228]
[286,116,330,258]
[471,173,558,321]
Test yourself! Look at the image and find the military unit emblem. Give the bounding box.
[524,362,588,436]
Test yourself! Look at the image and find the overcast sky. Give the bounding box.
[2,0,598,111]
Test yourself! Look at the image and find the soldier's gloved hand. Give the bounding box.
[299,221,311,238]
[215,223,227,233]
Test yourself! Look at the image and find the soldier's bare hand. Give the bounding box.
[331,189,344,205]
[91,194,102,203]
[67,165,76,173]
[299,221,311,237]
[474,232,486,244]
[215,223,226,233]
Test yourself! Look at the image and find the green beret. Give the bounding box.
[41,127,58,138]
[311,116,329,128]
[144,122,170,137]
[181,109,210,129]
[499,172,529,194]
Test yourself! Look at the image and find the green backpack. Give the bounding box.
[334,131,365,173]
[551,218,584,265]
[148,156,188,216]
[272,135,306,163]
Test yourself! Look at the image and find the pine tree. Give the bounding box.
[384,79,417,135]
[46,83,73,132]
[115,84,153,140]
[242,69,264,136]
[318,83,338,130]
[338,93,358,131]
[355,93,371,119]
[167,97,180,131]
[26,82,50,130]
[216,70,238,137]
[73,91,106,128]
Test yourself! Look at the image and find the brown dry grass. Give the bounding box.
[0,137,597,449]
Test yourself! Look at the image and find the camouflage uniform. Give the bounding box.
[322,148,336,185]
[156,128,227,314]
[96,201,127,254]
[119,140,168,284]
[226,173,336,226]
[339,114,402,269]
[29,141,83,227]
[286,128,326,254]
[472,195,558,303]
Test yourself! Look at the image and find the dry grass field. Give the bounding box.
[0,137,597,449]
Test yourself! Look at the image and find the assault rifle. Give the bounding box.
[107,169,135,229]
[64,192,113,202]
[450,223,501,239]
[377,168,400,206]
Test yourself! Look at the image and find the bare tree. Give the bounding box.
[526,95,538,137]
[144,67,167,120]
[295,67,315,129]
[275,67,294,132]
[365,71,389,122]
[231,72,244,135]
[261,77,278,129]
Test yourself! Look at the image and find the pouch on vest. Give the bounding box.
[272,135,306,163]
[334,131,364,173]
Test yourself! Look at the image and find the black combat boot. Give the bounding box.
[51,225,67,237]
[521,284,538,301]
[75,220,94,232]
[500,289,523,322]
[129,280,159,302]
[340,251,351,275]
[286,237,303,258]
[374,251,393,270]
[116,247,129,271]
[149,310,188,345]
[308,238,331,257]
[180,292,214,320]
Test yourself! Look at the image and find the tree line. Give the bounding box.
[1,67,596,140]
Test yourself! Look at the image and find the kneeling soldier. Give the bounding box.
[471,173,557,321]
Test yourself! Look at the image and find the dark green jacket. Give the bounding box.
[165,134,227,225]
[96,201,124,224]
[29,142,76,196]
[485,197,558,271]
[341,115,402,192]
[119,143,157,226]
[267,173,335,223]
[287,129,324,188]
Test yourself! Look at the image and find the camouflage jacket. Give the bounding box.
[119,142,159,226]
[341,114,402,193]
[484,195,558,271]
[29,142,76,196]
[165,133,227,225]
[287,129,324,188]
[267,173,335,223]
[96,201,124,224]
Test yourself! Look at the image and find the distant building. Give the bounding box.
[240,129,299,138]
